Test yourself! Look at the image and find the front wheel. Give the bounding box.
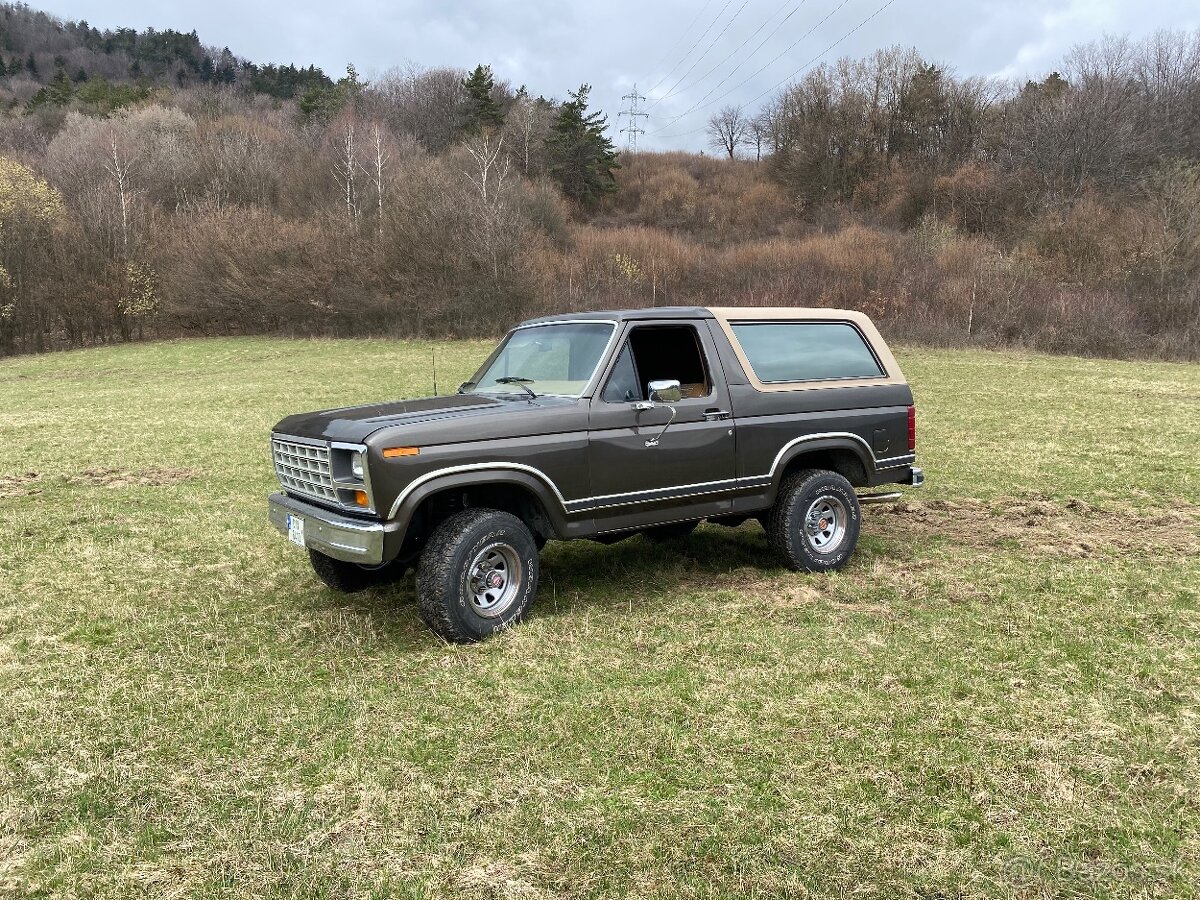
[416,508,540,643]
[765,469,861,572]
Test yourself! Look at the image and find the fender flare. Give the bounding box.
[387,463,571,537]
[767,432,876,497]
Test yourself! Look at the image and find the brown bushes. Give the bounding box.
[600,151,792,241]
[153,208,353,335]
[1,77,1197,361]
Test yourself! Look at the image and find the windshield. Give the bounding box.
[470,322,615,397]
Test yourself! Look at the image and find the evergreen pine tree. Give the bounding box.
[299,65,362,123]
[337,63,365,107]
[546,84,619,205]
[217,48,237,84]
[47,67,73,105]
[0,57,7,78]
[26,52,38,77]
[460,64,504,134]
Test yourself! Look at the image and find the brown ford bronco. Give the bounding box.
[268,307,923,642]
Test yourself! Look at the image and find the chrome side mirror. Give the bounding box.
[648,379,682,403]
[642,380,682,447]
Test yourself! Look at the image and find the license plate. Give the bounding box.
[286,514,306,548]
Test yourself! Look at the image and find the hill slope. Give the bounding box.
[0,2,331,98]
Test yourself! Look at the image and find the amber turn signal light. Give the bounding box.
[382,446,420,458]
[354,490,370,506]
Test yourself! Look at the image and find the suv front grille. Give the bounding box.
[272,438,337,504]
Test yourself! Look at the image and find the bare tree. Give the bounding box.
[747,112,770,161]
[368,122,389,238]
[373,64,467,153]
[106,138,135,258]
[1141,159,1200,295]
[332,120,358,226]
[707,104,749,158]
[462,128,510,204]
[505,93,549,175]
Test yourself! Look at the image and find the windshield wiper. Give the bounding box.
[494,376,539,399]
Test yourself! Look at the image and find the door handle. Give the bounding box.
[704,408,732,421]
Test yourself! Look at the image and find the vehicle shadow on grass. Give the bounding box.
[297,520,913,643]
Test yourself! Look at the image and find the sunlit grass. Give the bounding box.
[1,337,1198,898]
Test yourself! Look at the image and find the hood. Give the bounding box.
[272,392,581,443]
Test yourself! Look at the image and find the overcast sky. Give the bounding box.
[37,0,1200,150]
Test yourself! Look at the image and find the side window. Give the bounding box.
[629,325,711,400]
[601,344,642,403]
[730,322,884,383]
[601,325,712,402]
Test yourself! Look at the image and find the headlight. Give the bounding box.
[350,450,365,480]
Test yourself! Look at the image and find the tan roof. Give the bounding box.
[706,307,906,392]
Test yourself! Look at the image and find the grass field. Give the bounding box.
[2,337,1199,899]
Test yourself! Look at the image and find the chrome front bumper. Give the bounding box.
[268,492,397,564]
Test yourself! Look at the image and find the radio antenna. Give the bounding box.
[431,345,438,396]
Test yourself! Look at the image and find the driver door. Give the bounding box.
[586,320,737,531]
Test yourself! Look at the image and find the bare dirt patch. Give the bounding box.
[64,467,200,488]
[2,467,200,497]
[0,472,43,498]
[709,567,827,608]
[870,494,1200,559]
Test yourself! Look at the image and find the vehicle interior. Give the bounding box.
[601,325,712,402]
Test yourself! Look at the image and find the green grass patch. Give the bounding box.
[1,338,1198,898]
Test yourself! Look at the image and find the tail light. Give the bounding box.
[907,405,917,452]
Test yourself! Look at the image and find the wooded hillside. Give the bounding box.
[1,3,1198,359]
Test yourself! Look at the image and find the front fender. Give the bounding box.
[387,464,571,542]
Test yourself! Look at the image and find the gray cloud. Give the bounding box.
[38,0,1200,150]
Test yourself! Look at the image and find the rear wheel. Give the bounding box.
[766,469,861,572]
[416,508,540,643]
[308,549,404,593]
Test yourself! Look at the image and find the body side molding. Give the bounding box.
[388,431,885,522]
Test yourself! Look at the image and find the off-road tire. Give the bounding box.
[308,548,403,593]
[643,520,700,542]
[766,469,861,572]
[416,508,539,643]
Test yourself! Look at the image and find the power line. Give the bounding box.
[652,0,809,108]
[619,84,649,150]
[656,0,902,140]
[649,0,752,108]
[651,0,856,134]
[644,0,737,96]
[641,0,718,92]
[746,0,900,105]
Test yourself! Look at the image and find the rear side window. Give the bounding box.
[730,322,884,383]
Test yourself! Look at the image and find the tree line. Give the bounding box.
[1,0,1198,360]
[1,2,332,99]
[0,50,621,354]
[700,33,1200,353]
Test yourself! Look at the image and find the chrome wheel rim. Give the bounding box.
[804,495,848,554]
[468,542,522,617]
